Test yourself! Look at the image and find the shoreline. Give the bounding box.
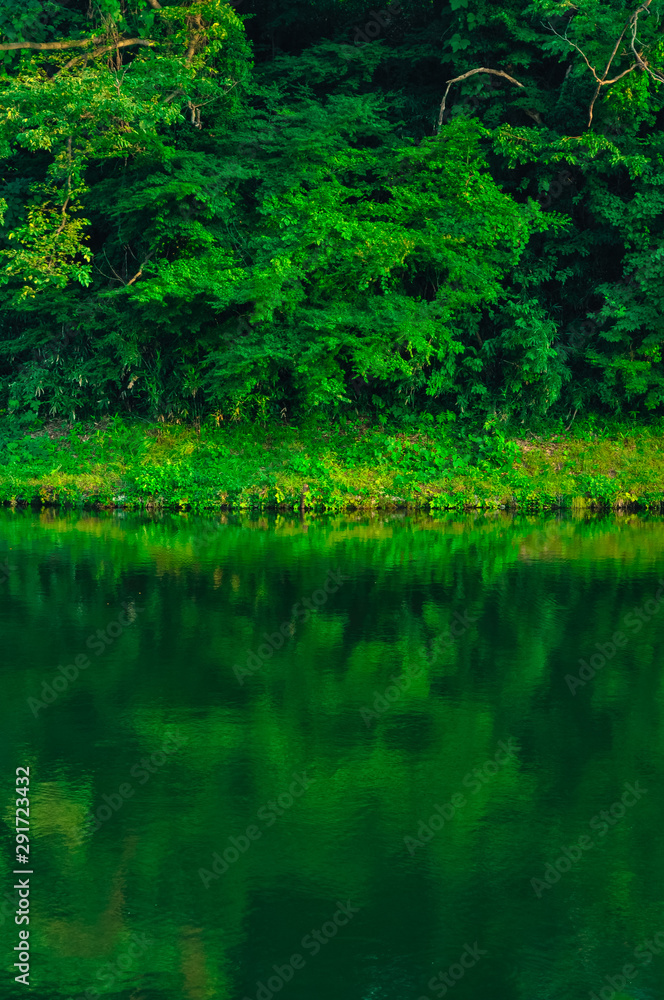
[1,493,662,514]
[1,416,663,514]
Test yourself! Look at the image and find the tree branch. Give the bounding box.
[162,89,183,105]
[546,21,602,81]
[437,68,525,132]
[103,249,153,286]
[126,253,153,286]
[185,15,203,64]
[51,137,73,246]
[602,64,640,85]
[102,249,124,284]
[547,1,662,127]
[596,22,630,87]
[0,36,104,51]
[629,1,664,82]
[52,195,70,240]
[63,38,156,71]
[0,35,156,55]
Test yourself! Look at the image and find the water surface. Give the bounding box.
[1,510,663,1000]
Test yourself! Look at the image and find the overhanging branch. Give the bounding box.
[63,38,156,71]
[437,68,525,132]
[0,36,104,51]
[0,35,156,54]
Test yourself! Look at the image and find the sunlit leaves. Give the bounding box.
[1,195,92,299]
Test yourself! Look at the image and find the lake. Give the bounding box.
[1,509,662,1000]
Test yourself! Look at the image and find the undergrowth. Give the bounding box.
[0,411,663,513]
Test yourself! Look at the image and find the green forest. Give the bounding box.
[1,0,663,426]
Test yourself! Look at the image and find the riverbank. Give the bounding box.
[1,414,663,512]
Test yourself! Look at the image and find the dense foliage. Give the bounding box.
[0,0,662,424]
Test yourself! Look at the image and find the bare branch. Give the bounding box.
[103,248,153,286]
[0,36,105,51]
[643,63,664,83]
[546,20,601,81]
[546,2,662,127]
[588,12,639,125]
[63,38,156,71]
[597,23,629,86]
[437,67,525,132]
[586,81,602,127]
[629,1,664,82]
[126,254,153,286]
[0,35,156,58]
[600,64,640,85]
[145,0,162,7]
[102,249,124,284]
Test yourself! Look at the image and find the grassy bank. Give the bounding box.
[1,412,664,513]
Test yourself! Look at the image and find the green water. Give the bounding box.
[1,510,664,1000]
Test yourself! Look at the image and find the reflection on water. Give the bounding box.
[0,509,663,1000]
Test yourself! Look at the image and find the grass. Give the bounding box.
[0,411,663,513]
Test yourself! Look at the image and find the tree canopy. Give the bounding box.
[0,0,662,423]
